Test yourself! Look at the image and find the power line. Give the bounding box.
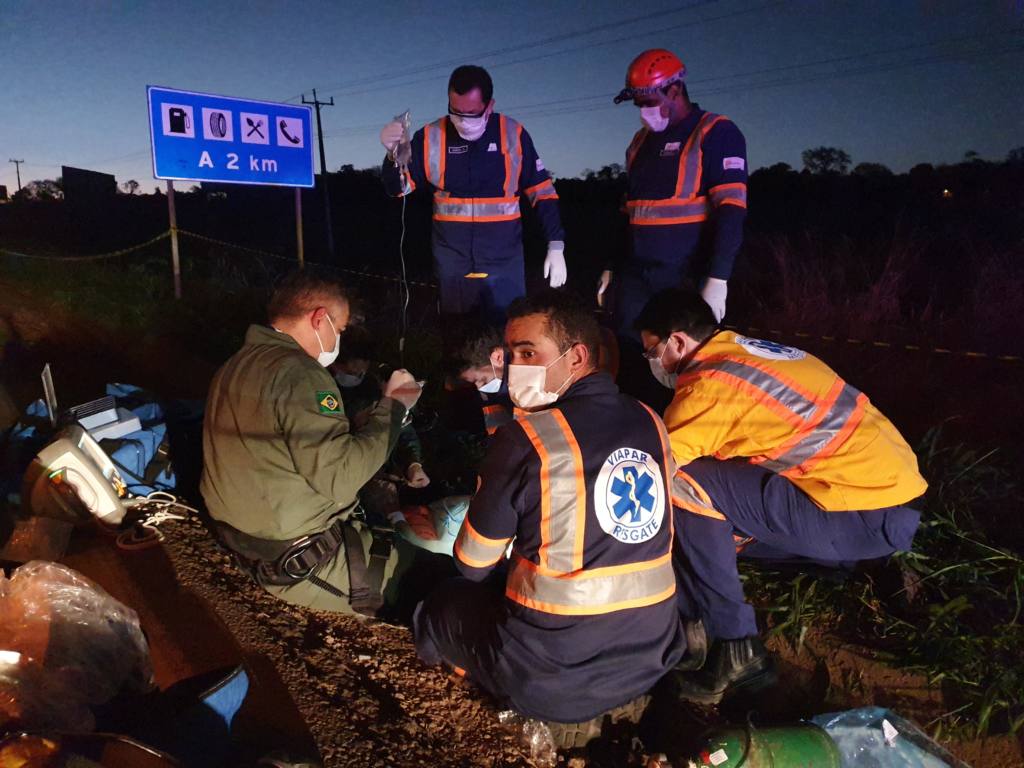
[312,0,728,98]
[314,0,780,104]
[316,30,1024,139]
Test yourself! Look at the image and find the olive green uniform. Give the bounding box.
[201,324,409,613]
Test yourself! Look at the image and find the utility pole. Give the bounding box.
[302,89,335,260]
[8,159,24,192]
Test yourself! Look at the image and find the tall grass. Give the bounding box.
[743,429,1024,739]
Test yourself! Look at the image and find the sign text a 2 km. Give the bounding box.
[148,86,314,187]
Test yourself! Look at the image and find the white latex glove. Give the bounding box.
[701,277,728,323]
[379,120,404,155]
[596,270,612,307]
[543,243,567,288]
[405,462,430,489]
[384,369,422,410]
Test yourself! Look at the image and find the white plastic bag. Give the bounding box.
[0,560,154,732]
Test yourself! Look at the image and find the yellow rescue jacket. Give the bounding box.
[664,331,927,511]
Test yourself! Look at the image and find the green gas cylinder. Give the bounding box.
[688,723,841,768]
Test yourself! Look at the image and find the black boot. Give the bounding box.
[669,635,777,705]
[674,619,708,672]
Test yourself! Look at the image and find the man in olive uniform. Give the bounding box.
[201,271,426,616]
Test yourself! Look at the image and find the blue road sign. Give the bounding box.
[148,86,315,188]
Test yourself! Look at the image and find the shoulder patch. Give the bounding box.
[594,446,666,544]
[536,158,545,171]
[317,390,341,413]
[723,156,745,170]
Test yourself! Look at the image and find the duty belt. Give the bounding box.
[214,517,391,615]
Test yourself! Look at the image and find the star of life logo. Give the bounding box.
[735,335,806,361]
[594,447,665,544]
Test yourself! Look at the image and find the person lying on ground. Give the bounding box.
[414,289,687,748]
[635,287,927,705]
[200,271,452,621]
[446,323,517,438]
[330,327,430,499]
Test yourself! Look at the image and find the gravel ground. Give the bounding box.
[161,514,541,768]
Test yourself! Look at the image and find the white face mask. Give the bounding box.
[335,370,364,388]
[477,362,502,394]
[507,348,574,411]
[449,113,489,141]
[648,341,679,389]
[315,315,341,368]
[640,105,669,133]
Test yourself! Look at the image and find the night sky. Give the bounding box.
[2,1,1022,194]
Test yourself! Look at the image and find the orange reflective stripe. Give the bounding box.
[518,410,586,574]
[506,583,677,617]
[550,409,586,572]
[422,127,431,184]
[454,515,511,569]
[672,469,725,520]
[501,116,512,197]
[636,400,676,541]
[693,353,825,407]
[784,392,868,477]
[709,182,747,208]
[523,179,558,205]
[433,194,521,222]
[626,127,649,171]
[679,368,806,430]
[505,552,676,616]
[438,118,447,188]
[759,378,844,464]
[483,403,513,435]
[518,417,553,570]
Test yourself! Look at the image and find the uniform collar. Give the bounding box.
[664,103,704,139]
[245,323,303,351]
[557,370,618,402]
[684,330,737,370]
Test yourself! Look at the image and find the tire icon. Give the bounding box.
[210,112,227,138]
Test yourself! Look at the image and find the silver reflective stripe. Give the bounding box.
[671,473,718,515]
[433,196,521,220]
[522,410,581,574]
[759,384,864,473]
[502,115,522,196]
[628,198,709,224]
[524,179,557,205]
[696,360,820,421]
[710,185,747,206]
[455,521,507,567]
[483,406,512,433]
[507,553,675,613]
[425,119,444,187]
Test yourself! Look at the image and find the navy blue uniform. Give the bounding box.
[382,114,565,323]
[413,373,686,722]
[614,105,747,336]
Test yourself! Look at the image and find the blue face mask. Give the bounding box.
[335,370,365,389]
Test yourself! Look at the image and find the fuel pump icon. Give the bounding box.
[169,107,190,134]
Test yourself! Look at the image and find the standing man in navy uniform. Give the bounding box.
[413,291,686,747]
[599,49,747,399]
[381,66,567,324]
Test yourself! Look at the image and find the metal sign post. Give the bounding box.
[166,180,181,299]
[295,187,304,268]
[147,86,315,292]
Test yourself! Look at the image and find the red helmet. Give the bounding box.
[614,49,686,104]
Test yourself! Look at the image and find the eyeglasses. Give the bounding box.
[448,106,487,118]
[641,340,664,361]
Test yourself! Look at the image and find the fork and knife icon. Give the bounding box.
[245,116,265,139]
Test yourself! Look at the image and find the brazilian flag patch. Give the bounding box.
[317,390,340,414]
